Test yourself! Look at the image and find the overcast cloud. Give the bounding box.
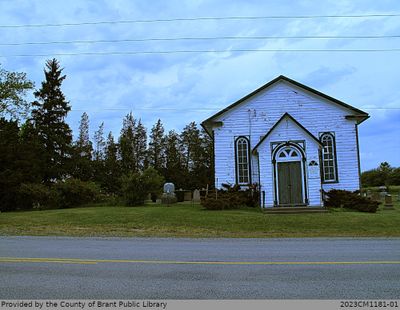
[1,0,399,170]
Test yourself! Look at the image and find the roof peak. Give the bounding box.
[201,75,369,136]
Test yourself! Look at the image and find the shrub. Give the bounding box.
[201,183,259,210]
[17,183,59,210]
[142,167,165,198]
[324,189,379,213]
[120,167,164,206]
[201,197,229,210]
[55,178,102,208]
[120,173,147,206]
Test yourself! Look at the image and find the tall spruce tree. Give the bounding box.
[31,58,72,183]
[198,128,214,189]
[103,131,121,194]
[72,112,93,180]
[135,119,147,172]
[119,112,137,173]
[180,121,202,187]
[180,122,213,189]
[92,122,106,186]
[164,130,185,188]
[93,122,105,161]
[148,119,166,173]
[181,121,200,171]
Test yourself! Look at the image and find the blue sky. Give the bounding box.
[1,0,399,171]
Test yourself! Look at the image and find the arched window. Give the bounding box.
[320,133,337,182]
[276,148,301,161]
[235,137,250,184]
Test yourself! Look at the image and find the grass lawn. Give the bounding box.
[0,200,399,238]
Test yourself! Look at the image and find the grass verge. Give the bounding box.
[0,201,399,238]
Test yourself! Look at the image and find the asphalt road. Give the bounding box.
[0,237,399,299]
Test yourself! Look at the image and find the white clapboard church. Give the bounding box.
[201,75,369,208]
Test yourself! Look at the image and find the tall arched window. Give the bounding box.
[320,133,337,182]
[235,137,250,184]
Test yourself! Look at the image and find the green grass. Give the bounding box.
[1,200,400,238]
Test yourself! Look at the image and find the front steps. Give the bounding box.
[263,206,328,214]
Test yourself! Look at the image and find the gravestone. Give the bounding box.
[164,183,175,194]
[192,189,201,203]
[161,183,177,205]
[384,194,394,210]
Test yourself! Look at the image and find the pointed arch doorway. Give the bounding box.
[273,144,307,206]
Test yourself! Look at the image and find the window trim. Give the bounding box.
[234,136,251,185]
[319,132,339,183]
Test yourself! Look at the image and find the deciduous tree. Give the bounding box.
[0,65,34,121]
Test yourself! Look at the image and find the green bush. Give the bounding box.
[201,197,229,210]
[324,189,379,213]
[17,183,59,210]
[142,167,165,197]
[201,183,259,210]
[55,178,102,208]
[120,167,164,206]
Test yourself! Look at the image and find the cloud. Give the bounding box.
[304,66,357,88]
[1,0,399,170]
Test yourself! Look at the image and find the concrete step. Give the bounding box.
[263,207,328,214]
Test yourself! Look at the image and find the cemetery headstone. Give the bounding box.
[161,182,177,205]
[384,194,394,210]
[192,189,201,203]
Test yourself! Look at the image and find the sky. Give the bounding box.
[0,0,399,171]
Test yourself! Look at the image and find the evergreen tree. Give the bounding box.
[19,120,46,183]
[0,119,44,211]
[119,112,137,173]
[180,122,213,189]
[135,119,147,172]
[76,112,92,157]
[0,119,23,210]
[92,122,106,185]
[71,112,93,181]
[164,130,186,188]
[31,58,72,183]
[198,128,214,189]
[180,121,202,188]
[181,121,201,171]
[103,131,121,194]
[148,119,166,173]
[93,122,105,161]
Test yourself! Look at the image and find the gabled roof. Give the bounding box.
[252,112,322,152]
[201,75,369,135]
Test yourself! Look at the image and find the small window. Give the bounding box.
[320,133,337,182]
[235,137,250,184]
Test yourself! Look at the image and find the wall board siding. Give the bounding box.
[211,80,360,204]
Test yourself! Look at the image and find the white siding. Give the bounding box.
[256,117,322,207]
[211,80,360,204]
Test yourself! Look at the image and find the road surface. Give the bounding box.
[0,236,399,299]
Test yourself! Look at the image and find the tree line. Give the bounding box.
[0,59,213,211]
[361,162,400,188]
